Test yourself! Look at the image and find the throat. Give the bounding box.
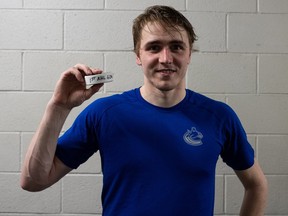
[140,86,186,108]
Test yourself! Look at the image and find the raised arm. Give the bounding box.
[21,64,103,192]
[235,160,268,216]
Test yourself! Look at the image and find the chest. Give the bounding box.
[97,106,223,178]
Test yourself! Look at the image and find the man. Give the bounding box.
[21,5,267,215]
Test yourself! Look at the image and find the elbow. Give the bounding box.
[21,178,49,192]
[20,179,34,192]
[20,175,30,191]
[20,175,46,192]
[20,169,49,192]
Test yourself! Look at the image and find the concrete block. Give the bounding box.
[24,0,103,9]
[105,0,185,10]
[265,175,288,214]
[0,92,52,132]
[259,55,288,94]
[225,175,279,214]
[259,0,288,13]
[0,0,22,8]
[228,14,288,53]
[105,52,143,92]
[188,53,257,93]
[0,2,287,216]
[184,12,226,52]
[0,52,22,90]
[23,52,103,91]
[258,136,288,174]
[62,175,103,214]
[225,175,243,214]
[227,95,288,134]
[202,94,226,103]
[0,133,20,172]
[214,175,224,214]
[1,91,107,133]
[0,11,62,50]
[187,0,257,12]
[65,11,138,51]
[0,173,61,213]
[13,92,108,133]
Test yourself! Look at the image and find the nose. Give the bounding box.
[159,47,173,64]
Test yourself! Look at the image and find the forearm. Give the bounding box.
[21,99,71,189]
[21,64,103,191]
[240,181,268,216]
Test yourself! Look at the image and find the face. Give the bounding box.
[136,22,191,93]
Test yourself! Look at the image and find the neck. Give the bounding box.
[140,86,186,108]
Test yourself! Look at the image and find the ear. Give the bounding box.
[187,51,192,65]
[187,56,191,65]
[136,55,142,66]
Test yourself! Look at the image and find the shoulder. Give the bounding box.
[187,90,236,121]
[83,88,138,116]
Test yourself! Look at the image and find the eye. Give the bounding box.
[170,44,185,52]
[146,45,161,53]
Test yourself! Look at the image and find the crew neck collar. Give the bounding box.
[135,87,190,112]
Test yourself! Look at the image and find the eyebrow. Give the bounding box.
[143,40,187,48]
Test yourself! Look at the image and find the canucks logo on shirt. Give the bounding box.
[183,127,203,146]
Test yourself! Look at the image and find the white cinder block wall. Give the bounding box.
[0,0,288,215]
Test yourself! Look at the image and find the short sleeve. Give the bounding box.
[56,106,99,169]
[220,106,254,171]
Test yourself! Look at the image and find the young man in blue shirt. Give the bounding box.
[21,5,267,215]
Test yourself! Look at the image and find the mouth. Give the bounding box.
[156,68,177,75]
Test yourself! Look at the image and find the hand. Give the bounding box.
[51,64,104,110]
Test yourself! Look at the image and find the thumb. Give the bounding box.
[84,84,104,100]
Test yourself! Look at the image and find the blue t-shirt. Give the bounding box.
[56,88,254,216]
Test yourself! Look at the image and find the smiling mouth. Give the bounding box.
[156,68,177,74]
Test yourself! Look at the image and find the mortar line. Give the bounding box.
[256,54,260,95]
[62,11,65,50]
[21,52,24,91]
[225,13,229,52]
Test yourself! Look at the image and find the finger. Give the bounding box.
[69,67,85,83]
[91,68,103,75]
[73,63,93,75]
